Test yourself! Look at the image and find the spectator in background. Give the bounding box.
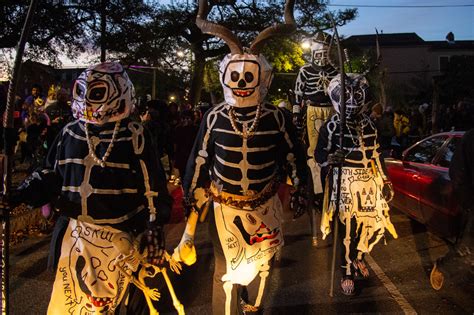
[168,101,180,132]
[45,88,73,149]
[453,101,474,131]
[375,106,395,153]
[193,109,202,127]
[21,85,44,129]
[418,102,431,135]
[408,107,423,144]
[430,128,474,290]
[394,109,410,149]
[370,103,382,119]
[141,99,174,176]
[439,105,455,132]
[173,110,198,179]
[198,102,211,118]
[179,102,192,112]
[23,111,47,168]
[44,85,59,109]
[24,84,45,108]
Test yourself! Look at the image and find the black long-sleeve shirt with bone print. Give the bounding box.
[17,118,172,230]
[183,103,307,199]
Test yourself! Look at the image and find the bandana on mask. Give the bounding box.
[328,73,371,119]
[219,53,273,108]
[72,62,135,124]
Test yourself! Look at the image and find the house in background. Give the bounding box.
[344,32,474,106]
[3,60,85,98]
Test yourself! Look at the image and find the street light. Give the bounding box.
[301,40,311,50]
[176,50,185,58]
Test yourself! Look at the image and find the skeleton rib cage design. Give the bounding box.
[318,113,381,169]
[294,64,338,105]
[186,103,300,196]
[51,119,158,223]
[316,112,398,260]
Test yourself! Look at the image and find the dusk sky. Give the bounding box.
[159,0,473,41]
[332,0,474,41]
[55,0,473,67]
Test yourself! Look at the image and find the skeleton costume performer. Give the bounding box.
[315,73,398,294]
[172,1,307,314]
[294,32,338,195]
[16,62,174,314]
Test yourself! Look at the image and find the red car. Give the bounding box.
[384,132,465,240]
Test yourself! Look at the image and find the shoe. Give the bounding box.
[430,262,444,290]
[353,259,370,279]
[340,276,355,296]
[240,299,260,315]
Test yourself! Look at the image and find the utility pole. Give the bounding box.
[100,0,107,62]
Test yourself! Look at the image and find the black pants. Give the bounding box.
[209,209,271,315]
[437,209,473,276]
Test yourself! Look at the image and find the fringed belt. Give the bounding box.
[307,101,332,107]
[209,179,280,209]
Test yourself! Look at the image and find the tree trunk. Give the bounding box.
[189,51,205,107]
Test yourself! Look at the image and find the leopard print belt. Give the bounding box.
[209,179,280,209]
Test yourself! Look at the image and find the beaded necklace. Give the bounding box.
[84,120,121,167]
[228,105,262,139]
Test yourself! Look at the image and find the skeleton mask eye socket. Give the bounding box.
[75,83,85,98]
[87,82,108,104]
[354,90,364,102]
[231,71,240,82]
[89,86,107,102]
[244,72,254,83]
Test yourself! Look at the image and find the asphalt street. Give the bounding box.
[6,207,474,314]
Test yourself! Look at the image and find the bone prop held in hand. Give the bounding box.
[172,210,198,265]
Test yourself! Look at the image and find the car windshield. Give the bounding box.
[404,136,448,164]
[436,136,461,168]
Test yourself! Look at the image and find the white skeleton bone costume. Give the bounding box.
[172,1,307,314]
[17,62,175,314]
[315,73,398,280]
[294,32,338,195]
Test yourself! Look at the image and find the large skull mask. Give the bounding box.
[72,62,135,124]
[311,42,330,67]
[328,73,371,119]
[219,53,273,108]
[311,32,332,67]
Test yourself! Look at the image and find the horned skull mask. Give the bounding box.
[219,53,273,108]
[72,62,136,124]
[197,0,295,108]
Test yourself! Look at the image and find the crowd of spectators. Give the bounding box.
[370,100,474,155]
[1,80,472,176]
[0,82,207,180]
